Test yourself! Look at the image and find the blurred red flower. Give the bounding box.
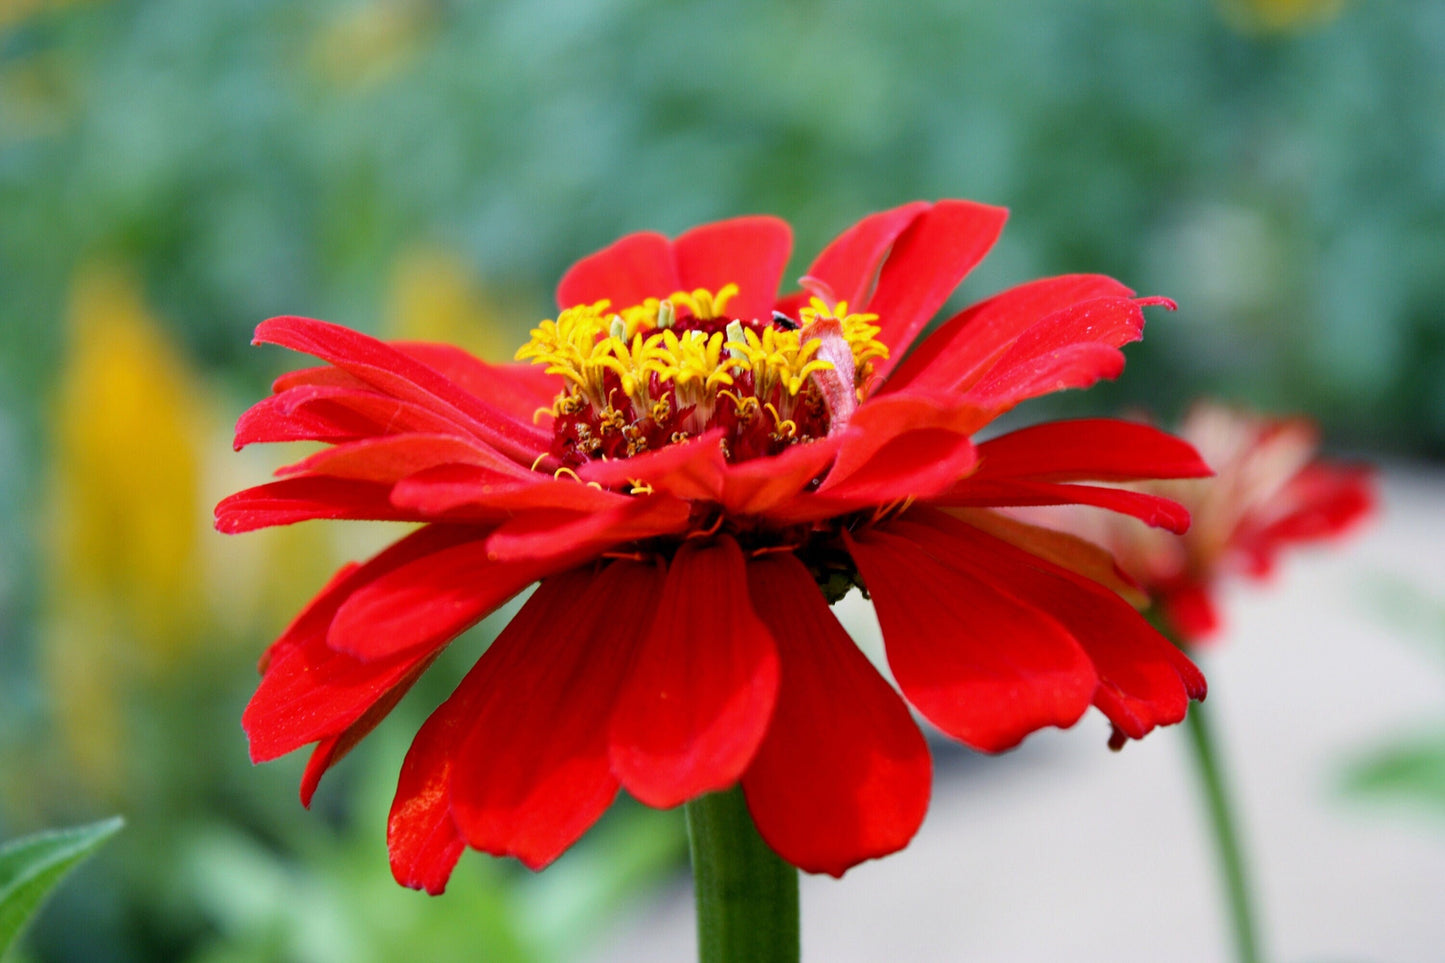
[217,200,1209,890]
[1042,402,1375,642]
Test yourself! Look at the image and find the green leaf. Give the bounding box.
[1343,734,1445,813]
[0,817,124,958]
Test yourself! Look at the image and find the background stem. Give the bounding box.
[1183,696,1265,963]
[684,786,800,963]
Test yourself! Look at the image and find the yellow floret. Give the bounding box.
[515,287,891,434]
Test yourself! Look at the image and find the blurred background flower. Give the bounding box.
[42,262,209,798]
[1217,0,1344,34]
[1029,402,1374,641]
[1,0,1442,959]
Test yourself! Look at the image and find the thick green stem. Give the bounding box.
[684,786,800,963]
[1183,694,1265,963]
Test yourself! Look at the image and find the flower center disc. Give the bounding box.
[518,286,888,467]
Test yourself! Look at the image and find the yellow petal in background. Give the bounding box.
[0,49,79,144]
[42,263,209,794]
[0,0,96,32]
[1218,0,1345,34]
[385,243,510,360]
[308,0,436,91]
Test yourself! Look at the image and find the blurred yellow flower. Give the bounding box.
[308,0,436,90]
[0,50,78,144]
[36,249,504,796]
[49,265,207,660]
[1219,0,1345,33]
[42,264,208,793]
[0,0,95,32]
[385,243,509,360]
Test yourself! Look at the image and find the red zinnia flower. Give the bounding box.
[1038,402,1375,641]
[217,200,1210,891]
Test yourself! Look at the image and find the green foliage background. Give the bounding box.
[6,0,1444,446]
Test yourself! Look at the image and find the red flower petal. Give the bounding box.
[973,419,1211,483]
[243,526,481,763]
[1162,582,1222,644]
[390,464,630,517]
[254,316,548,461]
[799,201,931,309]
[272,364,369,393]
[609,536,780,808]
[935,478,1193,534]
[214,477,412,533]
[389,564,652,891]
[254,526,471,673]
[247,643,434,764]
[449,562,660,869]
[393,343,559,426]
[886,274,1134,395]
[277,433,519,485]
[390,762,467,893]
[577,430,728,502]
[825,392,990,489]
[769,428,978,526]
[674,216,792,321]
[888,508,1205,741]
[327,535,588,661]
[740,554,931,877]
[271,348,559,432]
[557,219,792,319]
[717,436,842,516]
[961,296,1166,411]
[555,232,679,309]
[483,495,694,561]
[969,342,1127,409]
[1240,463,1375,558]
[946,507,1148,607]
[233,384,465,450]
[813,429,977,505]
[865,200,1008,379]
[844,526,1097,752]
[387,659,484,894]
[299,653,437,807]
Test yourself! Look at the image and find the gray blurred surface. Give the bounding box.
[588,466,1445,963]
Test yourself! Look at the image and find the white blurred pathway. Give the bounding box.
[588,466,1445,963]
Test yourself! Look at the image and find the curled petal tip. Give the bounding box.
[243,732,265,766]
[1139,296,1178,311]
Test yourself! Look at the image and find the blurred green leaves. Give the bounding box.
[0,817,123,959]
[3,0,1444,451]
[176,725,687,963]
[1343,579,1445,816]
[1346,738,1445,812]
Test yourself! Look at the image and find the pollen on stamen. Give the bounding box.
[515,286,888,471]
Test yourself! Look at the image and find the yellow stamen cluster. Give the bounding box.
[725,323,832,399]
[614,283,740,339]
[516,286,890,459]
[514,300,627,411]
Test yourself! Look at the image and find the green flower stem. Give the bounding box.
[1181,678,1265,963]
[684,786,800,963]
